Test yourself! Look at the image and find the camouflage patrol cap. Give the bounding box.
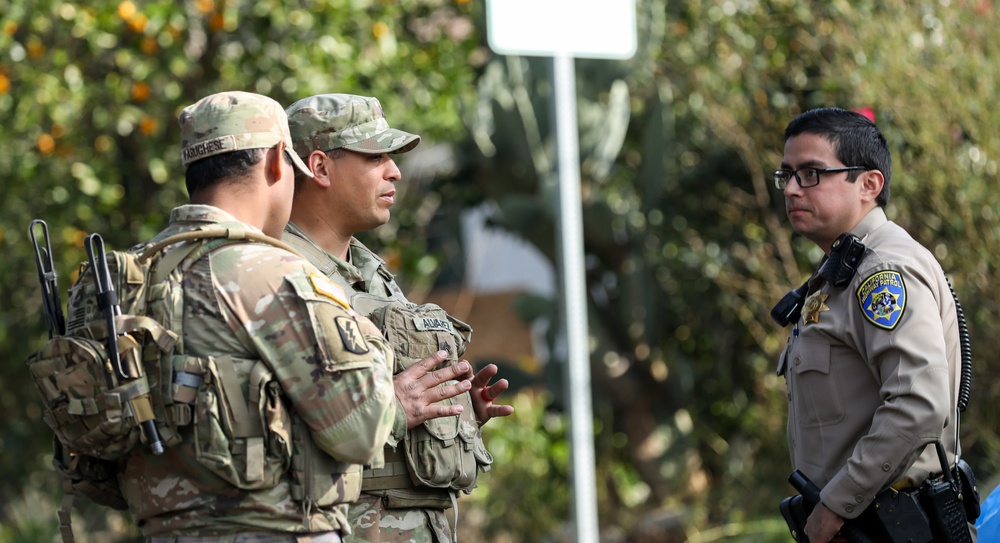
[179,90,313,177]
[286,94,420,157]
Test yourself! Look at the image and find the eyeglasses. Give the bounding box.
[772,166,867,189]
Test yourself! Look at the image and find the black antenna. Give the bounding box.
[29,220,66,338]
[84,233,164,455]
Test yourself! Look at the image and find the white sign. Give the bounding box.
[486,0,637,59]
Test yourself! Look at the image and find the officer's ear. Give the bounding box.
[858,169,884,204]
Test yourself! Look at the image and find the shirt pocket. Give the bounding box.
[789,337,846,428]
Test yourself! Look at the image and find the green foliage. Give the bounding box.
[4,0,1000,540]
[459,391,572,542]
[448,0,1000,534]
[0,0,481,523]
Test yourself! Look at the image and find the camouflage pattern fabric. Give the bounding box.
[344,494,451,543]
[148,532,343,543]
[179,90,312,177]
[285,94,420,156]
[120,205,396,538]
[283,222,490,543]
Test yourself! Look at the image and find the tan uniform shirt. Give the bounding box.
[780,207,964,519]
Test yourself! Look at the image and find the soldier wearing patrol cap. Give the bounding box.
[281,93,514,543]
[774,107,975,542]
[115,90,475,543]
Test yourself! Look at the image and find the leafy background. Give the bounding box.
[2,0,999,541]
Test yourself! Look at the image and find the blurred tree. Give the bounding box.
[440,0,1000,537]
[3,0,1000,541]
[0,0,483,536]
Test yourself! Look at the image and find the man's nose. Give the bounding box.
[782,176,803,197]
[386,158,401,181]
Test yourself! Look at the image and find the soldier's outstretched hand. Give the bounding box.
[468,363,515,425]
[395,351,472,429]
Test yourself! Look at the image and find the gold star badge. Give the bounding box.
[802,292,830,324]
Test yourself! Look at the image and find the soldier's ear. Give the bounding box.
[307,150,332,188]
[264,141,287,185]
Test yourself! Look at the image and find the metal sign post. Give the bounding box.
[553,50,599,543]
[486,3,636,542]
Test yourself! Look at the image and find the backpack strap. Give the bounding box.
[57,477,76,543]
[142,227,304,286]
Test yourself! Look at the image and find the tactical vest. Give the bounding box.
[347,291,493,507]
[26,226,358,541]
[281,231,495,508]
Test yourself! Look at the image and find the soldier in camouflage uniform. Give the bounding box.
[120,91,474,543]
[282,94,515,543]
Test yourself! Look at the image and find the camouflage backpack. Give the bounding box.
[26,223,302,542]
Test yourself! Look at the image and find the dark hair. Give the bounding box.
[185,148,264,196]
[186,148,296,196]
[784,108,892,206]
[293,147,348,195]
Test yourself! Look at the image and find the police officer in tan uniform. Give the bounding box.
[775,108,974,542]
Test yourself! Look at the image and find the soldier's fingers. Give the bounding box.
[482,378,510,402]
[424,361,471,388]
[471,363,498,388]
[399,350,449,380]
[488,404,515,418]
[455,359,475,380]
[433,379,471,401]
[428,403,464,420]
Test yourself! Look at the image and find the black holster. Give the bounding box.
[780,471,879,543]
[782,480,976,543]
[779,494,810,542]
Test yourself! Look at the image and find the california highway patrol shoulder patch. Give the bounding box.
[856,270,906,330]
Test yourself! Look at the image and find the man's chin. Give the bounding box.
[365,215,391,232]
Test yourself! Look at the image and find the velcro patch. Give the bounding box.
[856,270,906,330]
[412,316,452,332]
[310,274,350,310]
[335,316,369,354]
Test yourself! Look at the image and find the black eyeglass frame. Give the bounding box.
[772,166,868,189]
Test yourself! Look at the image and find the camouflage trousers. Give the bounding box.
[148,532,342,543]
[344,493,452,543]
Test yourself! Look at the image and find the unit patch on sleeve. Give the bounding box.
[310,273,351,310]
[335,316,369,354]
[856,270,906,330]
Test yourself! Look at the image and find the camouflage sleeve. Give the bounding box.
[215,246,396,465]
[387,397,408,448]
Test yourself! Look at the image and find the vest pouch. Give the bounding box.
[363,301,488,492]
[193,356,292,490]
[27,335,142,460]
[290,415,361,507]
[403,401,484,492]
[50,436,128,511]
